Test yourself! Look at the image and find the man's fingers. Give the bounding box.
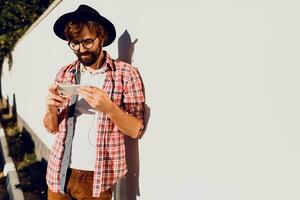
[48,84,58,91]
[48,84,59,95]
[48,94,66,103]
[78,89,95,97]
[48,99,63,107]
[78,87,94,94]
[79,90,97,103]
[46,94,68,110]
[81,95,98,108]
[78,86,104,94]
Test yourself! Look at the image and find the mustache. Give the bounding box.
[78,52,92,57]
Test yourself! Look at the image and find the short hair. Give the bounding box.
[64,20,108,42]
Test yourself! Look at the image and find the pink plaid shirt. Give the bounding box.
[46,52,145,197]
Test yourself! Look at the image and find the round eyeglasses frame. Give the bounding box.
[68,35,99,51]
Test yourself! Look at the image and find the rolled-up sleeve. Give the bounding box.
[123,68,145,132]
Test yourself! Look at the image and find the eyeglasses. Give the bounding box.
[68,35,99,51]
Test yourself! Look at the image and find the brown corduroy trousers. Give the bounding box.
[48,168,112,200]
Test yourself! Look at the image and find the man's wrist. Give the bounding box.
[106,103,119,118]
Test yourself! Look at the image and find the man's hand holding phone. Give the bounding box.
[44,84,72,134]
[46,84,68,113]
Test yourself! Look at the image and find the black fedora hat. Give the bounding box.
[53,4,116,47]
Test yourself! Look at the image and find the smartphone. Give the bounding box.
[57,84,81,96]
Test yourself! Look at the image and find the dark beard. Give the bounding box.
[77,52,98,66]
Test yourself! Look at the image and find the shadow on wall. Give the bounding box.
[114,30,151,200]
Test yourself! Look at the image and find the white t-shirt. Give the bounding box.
[69,64,106,171]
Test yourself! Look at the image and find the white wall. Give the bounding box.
[2,0,300,199]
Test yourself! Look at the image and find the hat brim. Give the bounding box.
[53,11,116,47]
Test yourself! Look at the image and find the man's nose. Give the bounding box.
[78,43,87,52]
